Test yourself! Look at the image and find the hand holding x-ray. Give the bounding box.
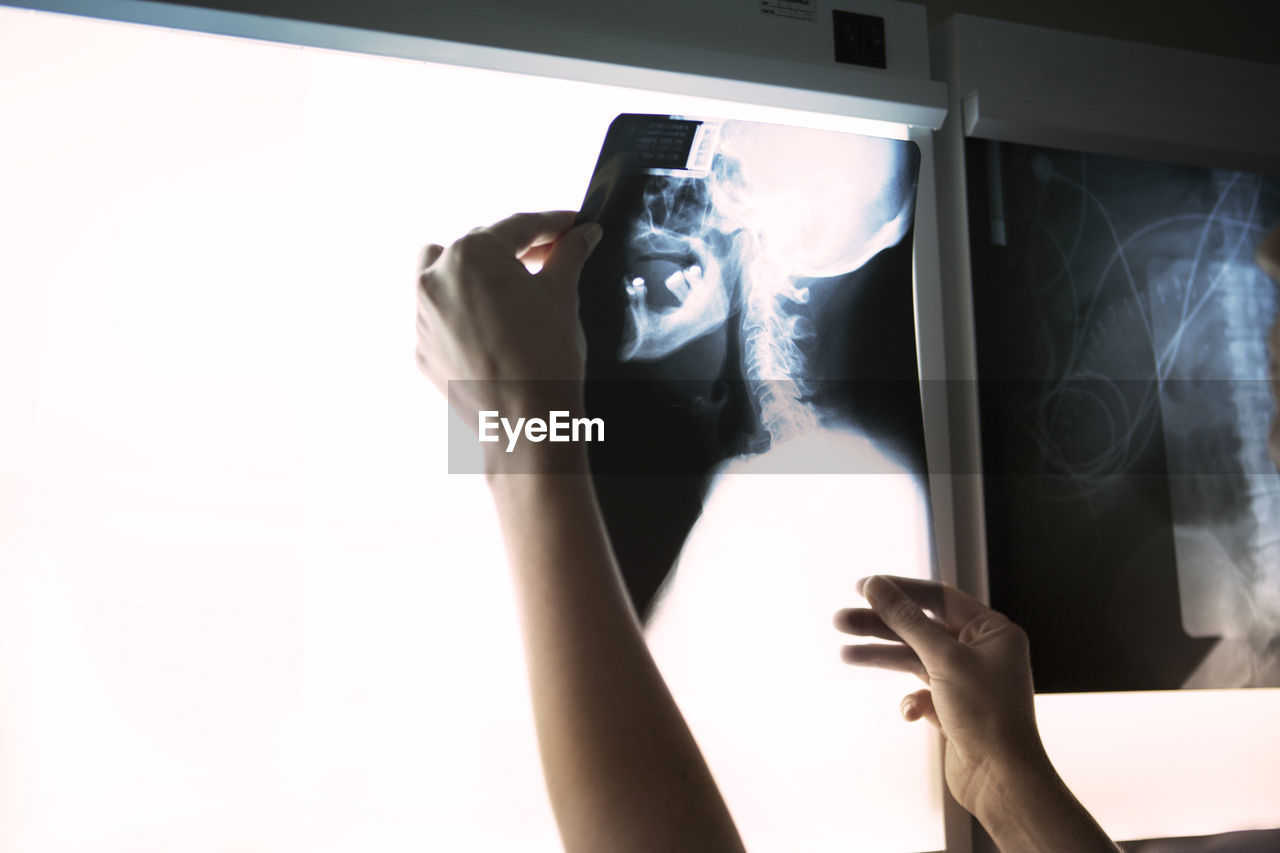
[414,210,602,433]
[835,576,1042,813]
[836,576,1121,853]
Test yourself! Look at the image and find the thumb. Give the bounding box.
[540,222,603,287]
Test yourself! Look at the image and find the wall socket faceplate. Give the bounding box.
[833,10,886,68]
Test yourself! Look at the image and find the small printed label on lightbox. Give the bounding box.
[761,0,816,22]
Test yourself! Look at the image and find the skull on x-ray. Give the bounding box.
[619,177,733,362]
[616,120,916,444]
[618,121,915,369]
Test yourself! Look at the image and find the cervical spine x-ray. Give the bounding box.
[575,115,927,618]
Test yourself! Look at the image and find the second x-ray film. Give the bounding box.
[970,139,1280,691]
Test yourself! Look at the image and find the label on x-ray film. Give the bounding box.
[615,117,702,170]
[761,0,816,22]
[600,115,722,177]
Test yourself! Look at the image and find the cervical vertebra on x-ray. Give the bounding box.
[574,115,926,618]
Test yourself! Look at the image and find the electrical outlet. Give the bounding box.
[832,10,886,69]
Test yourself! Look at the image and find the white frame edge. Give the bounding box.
[3,0,949,130]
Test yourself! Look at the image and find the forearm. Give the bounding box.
[975,751,1121,853]
[486,441,743,853]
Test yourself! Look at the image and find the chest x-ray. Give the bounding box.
[573,115,929,618]
[970,139,1280,691]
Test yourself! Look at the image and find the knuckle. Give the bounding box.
[452,233,485,262]
[458,231,504,264]
[419,271,444,305]
[419,243,445,270]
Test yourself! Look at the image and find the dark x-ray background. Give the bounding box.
[575,115,927,620]
[969,138,1280,692]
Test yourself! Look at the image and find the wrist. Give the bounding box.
[476,385,593,477]
[481,398,591,478]
[970,747,1057,831]
[972,748,1116,853]
[499,381,585,416]
[484,437,590,478]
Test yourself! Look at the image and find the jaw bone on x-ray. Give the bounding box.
[574,115,928,620]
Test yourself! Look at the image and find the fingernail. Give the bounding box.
[583,223,603,252]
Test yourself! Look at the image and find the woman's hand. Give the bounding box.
[414,210,602,428]
[835,576,1119,851]
[834,575,1044,817]
[413,211,742,853]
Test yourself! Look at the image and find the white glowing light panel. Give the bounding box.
[1035,689,1280,841]
[0,8,940,853]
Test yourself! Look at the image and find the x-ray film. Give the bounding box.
[573,114,927,618]
[970,139,1280,691]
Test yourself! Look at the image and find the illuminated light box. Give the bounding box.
[932,13,1280,842]
[0,8,945,852]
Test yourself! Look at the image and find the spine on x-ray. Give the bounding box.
[741,262,818,446]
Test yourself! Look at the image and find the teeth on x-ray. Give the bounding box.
[664,268,692,300]
[660,263,701,300]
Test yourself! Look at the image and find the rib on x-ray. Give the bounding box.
[574,114,927,619]
[970,139,1280,691]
